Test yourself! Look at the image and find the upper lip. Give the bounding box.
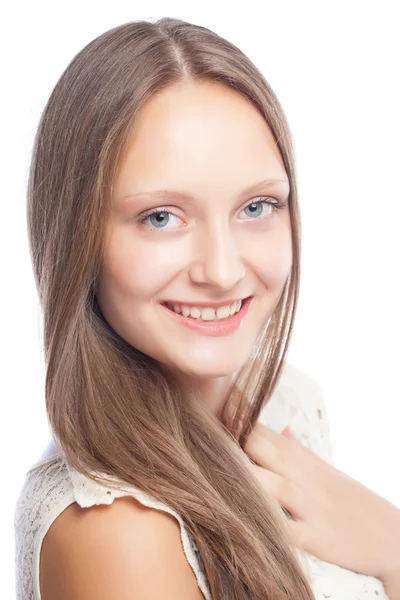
[161,296,251,309]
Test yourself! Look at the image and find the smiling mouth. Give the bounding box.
[160,296,252,321]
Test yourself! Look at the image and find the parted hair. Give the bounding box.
[26,16,314,599]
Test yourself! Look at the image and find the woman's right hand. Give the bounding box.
[243,422,400,591]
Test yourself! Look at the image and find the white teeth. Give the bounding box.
[216,305,231,319]
[194,307,215,321]
[189,307,201,319]
[168,300,243,321]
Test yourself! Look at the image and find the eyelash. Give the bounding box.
[136,196,286,231]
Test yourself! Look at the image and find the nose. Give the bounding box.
[189,220,246,290]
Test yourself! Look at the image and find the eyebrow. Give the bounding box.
[121,178,290,204]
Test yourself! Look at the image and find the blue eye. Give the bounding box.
[238,197,286,221]
[136,197,286,232]
[243,202,265,218]
[137,209,179,230]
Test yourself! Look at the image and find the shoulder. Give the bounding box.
[40,494,206,599]
[15,455,208,599]
[260,362,334,465]
[262,361,326,424]
[14,455,75,599]
[15,454,72,534]
[278,362,323,393]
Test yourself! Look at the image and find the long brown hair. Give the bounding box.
[27,17,313,599]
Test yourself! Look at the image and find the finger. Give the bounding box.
[244,423,322,486]
[253,423,321,466]
[280,427,321,462]
[285,519,313,555]
[281,427,321,461]
[253,422,309,454]
[281,426,297,441]
[249,463,306,520]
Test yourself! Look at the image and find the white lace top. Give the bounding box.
[14,363,389,599]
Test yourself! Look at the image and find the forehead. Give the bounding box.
[114,81,288,204]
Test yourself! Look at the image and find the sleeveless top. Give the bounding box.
[14,363,389,599]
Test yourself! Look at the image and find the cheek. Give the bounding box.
[249,227,292,287]
[99,221,292,303]
[100,231,184,300]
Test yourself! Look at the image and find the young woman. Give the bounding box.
[14,17,400,600]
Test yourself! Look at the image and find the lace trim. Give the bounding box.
[14,455,211,600]
[15,457,75,599]
[66,463,211,599]
[15,363,388,600]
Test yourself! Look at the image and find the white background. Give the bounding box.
[1,1,399,597]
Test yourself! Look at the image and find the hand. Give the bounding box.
[243,422,400,588]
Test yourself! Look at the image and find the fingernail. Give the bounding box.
[283,427,297,440]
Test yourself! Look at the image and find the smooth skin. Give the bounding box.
[40,496,205,599]
[40,81,400,597]
[96,79,292,417]
[244,423,400,599]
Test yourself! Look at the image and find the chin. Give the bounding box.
[187,368,236,380]
[176,355,248,380]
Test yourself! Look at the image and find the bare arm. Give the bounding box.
[382,565,400,600]
[40,496,206,599]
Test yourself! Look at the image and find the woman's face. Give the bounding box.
[97,81,292,381]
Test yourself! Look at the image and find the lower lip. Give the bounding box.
[161,297,253,336]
